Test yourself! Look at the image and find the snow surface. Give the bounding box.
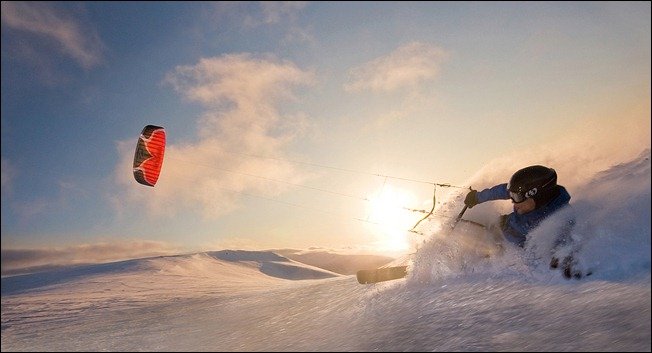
[2,150,650,351]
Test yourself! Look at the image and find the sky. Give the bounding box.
[1,147,650,350]
[1,2,650,261]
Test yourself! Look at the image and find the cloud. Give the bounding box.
[210,2,313,45]
[165,53,314,109]
[1,1,105,70]
[3,174,87,225]
[1,240,179,275]
[114,53,315,219]
[345,42,450,93]
[259,1,308,25]
[1,157,17,195]
[235,1,308,28]
[258,2,313,45]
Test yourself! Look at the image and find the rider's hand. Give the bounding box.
[464,190,478,208]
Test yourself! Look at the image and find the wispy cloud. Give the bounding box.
[1,240,179,275]
[259,1,308,25]
[1,1,105,70]
[113,53,315,219]
[165,53,314,108]
[210,2,313,44]
[1,158,17,195]
[4,175,87,226]
[345,42,449,93]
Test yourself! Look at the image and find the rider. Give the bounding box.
[463,165,581,279]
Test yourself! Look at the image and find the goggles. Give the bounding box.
[509,191,527,204]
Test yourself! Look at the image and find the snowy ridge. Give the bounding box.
[274,248,395,275]
[206,250,342,280]
[2,250,341,298]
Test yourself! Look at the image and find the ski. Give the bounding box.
[356,265,408,284]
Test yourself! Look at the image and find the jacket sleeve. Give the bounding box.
[476,183,511,204]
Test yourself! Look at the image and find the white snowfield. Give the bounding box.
[2,248,649,352]
[2,150,650,351]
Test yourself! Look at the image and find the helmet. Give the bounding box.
[507,165,557,203]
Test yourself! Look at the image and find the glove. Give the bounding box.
[499,214,508,229]
[561,256,583,280]
[464,190,478,208]
[551,255,585,280]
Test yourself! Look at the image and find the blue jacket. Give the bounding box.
[476,184,571,247]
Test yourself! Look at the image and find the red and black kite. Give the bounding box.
[133,125,166,187]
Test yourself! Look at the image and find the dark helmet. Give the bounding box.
[507,165,557,203]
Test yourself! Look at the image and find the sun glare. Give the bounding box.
[366,185,417,253]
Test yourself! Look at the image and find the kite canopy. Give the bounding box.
[133,125,166,187]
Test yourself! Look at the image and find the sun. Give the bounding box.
[366,185,417,253]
